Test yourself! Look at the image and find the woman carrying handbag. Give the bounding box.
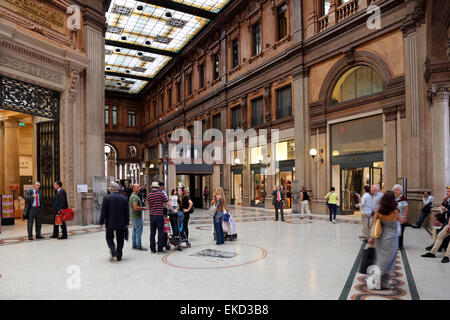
[210,188,226,245]
[368,191,402,290]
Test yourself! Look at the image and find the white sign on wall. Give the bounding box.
[77,185,88,193]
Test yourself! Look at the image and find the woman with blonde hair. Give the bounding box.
[211,187,226,245]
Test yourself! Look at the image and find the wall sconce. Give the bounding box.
[258,154,271,167]
[309,148,324,165]
[234,158,241,165]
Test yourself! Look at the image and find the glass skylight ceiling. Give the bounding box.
[105,0,231,94]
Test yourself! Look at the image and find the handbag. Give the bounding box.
[60,208,74,222]
[358,247,376,274]
[208,203,217,217]
[371,218,382,238]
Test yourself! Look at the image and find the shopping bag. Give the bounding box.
[358,247,376,274]
[164,217,171,233]
[60,208,74,222]
[55,214,62,226]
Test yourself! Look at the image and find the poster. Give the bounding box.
[2,195,14,219]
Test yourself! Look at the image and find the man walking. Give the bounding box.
[129,183,147,251]
[272,185,285,222]
[412,191,434,228]
[147,181,169,254]
[51,181,68,240]
[100,182,130,262]
[24,182,44,240]
[356,186,372,241]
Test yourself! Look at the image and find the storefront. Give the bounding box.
[275,140,295,208]
[231,165,243,205]
[330,115,384,215]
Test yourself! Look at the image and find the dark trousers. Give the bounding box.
[399,223,406,249]
[27,207,42,237]
[150,215,164,252]
[183,213,190,239]
[328,204,337,222]
[415,206,432,227]
[274,201,284,221]
[106,228,125,259]
[53,215,67,238]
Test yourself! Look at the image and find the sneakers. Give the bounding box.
[150,250,157,254]
[332,219,336,224]
[329,221,333,224]
[411,224,420,229]
[441,256,449,263]
[421,252,436,258]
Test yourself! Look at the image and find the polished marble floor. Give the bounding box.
[0,207,448,300]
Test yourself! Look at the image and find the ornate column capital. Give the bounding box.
[427,86,450,104]
[401,5,425,37]
[383,105,398,122]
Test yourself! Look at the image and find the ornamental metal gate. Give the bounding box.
[0,75,60,224]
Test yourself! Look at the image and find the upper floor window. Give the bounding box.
[330,66,383,105]
[128,111,136,127]
[168,88,172,109]
[232,39,239,68]
[251,97,264,127]
[105,105,109,125]
[231,107,241,130]
[252,23,261,56]
[213,113,221,131]
[199,63,205,89]
[321,0,331,16]
[187,72,193,96]
[112,106,118,125]
[176,82,181,103]
[277,3,288,40]
[202,119,207,133]
[214,54,220,80]
[276,85,292,119]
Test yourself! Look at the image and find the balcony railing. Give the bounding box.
[336,0,359,23]
[316,0,372,34]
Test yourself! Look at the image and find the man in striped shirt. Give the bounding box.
[147,181,169,254]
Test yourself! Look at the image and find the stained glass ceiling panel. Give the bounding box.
[105,0,231,94]
[171,0,231,13]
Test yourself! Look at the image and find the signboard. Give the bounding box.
[2,0,65,30]
[8,184,20,192]
[2,195,14,219]
[77,185,88,193]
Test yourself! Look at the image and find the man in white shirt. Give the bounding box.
[356,186,372,241]
[412,191,434,228]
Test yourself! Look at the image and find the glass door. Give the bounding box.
[251,168,266,207]
[232,172,243,205]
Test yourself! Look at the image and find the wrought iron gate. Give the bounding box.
[1,75,60,224]
[37,121,60,224]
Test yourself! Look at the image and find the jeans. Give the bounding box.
[214,216,225,245]
[415,206,432,227]
[131,218,143,248]
[328,204,337,222]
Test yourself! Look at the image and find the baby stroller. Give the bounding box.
[167,210,191,251]
[212,210,238,241]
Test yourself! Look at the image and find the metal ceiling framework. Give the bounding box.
[105,0,231,94]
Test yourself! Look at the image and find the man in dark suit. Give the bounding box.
[24,181,44,240]
[99,182,130,262]
[272,185,285,222]
[51,181,68,239]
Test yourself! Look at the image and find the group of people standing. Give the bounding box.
[99,181,194,261]
[24,181,69,241]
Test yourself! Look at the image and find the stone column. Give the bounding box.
[83,22,106,187]
[242,146,251,207]
[4,119,20,193]
[0,121,4,195]
[292,70,308,213]
[383,106,399,190]
[430,88,450,202]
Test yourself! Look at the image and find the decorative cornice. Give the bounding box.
[310,120,327,135]
[424,59,450,83]
[401,4,426,37]
[383,105,398,122]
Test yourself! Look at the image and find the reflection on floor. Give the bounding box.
[0,207,448,300]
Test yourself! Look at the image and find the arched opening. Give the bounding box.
[330,65,383,105]
[104,143,117,184]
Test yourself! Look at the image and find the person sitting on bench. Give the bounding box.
[412,191,434,228]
